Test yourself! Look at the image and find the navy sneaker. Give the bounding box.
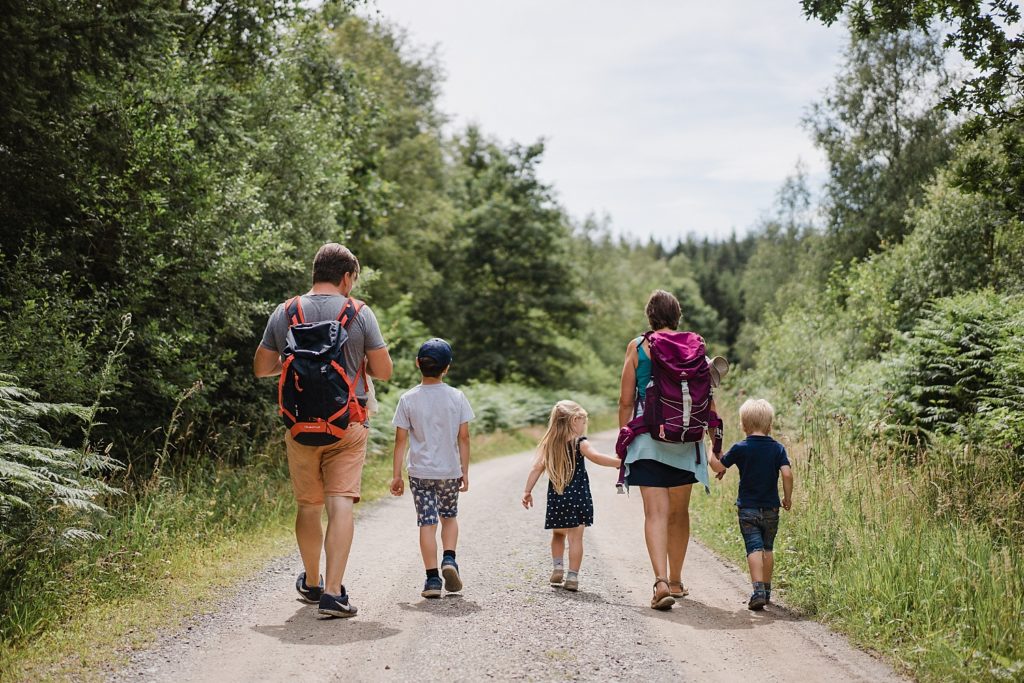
[318,588,358,618]
[422,576,443,598]
[441,557,463,593]
[295,572,323,604]
[748,590,767,611]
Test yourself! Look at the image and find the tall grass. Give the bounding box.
[692,395,1024,682]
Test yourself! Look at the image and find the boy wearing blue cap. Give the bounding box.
[390,339,475,598]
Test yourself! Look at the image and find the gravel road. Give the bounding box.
[112,431,903,682]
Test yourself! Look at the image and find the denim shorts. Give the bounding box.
[738,507,780,555]
[409,476,460,527]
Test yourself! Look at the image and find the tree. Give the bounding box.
[326,15,454,308]
[436,128,585,385]
[0,1,379,467]
[740,168,818,325]
[805,26,953,264]
[802,0,1024,126]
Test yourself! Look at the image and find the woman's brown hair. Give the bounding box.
[645,289,681,330]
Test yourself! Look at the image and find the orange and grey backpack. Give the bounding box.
[278,296,367,446]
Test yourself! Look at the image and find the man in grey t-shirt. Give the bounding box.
[253,243,392,618]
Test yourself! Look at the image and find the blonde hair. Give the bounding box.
[739,398,774,435]
[537,400,588,494]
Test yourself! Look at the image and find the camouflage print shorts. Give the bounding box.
[409,476,461,527]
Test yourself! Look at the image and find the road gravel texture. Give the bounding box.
[112,431,903,682]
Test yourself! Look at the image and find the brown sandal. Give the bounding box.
[651,577,675,610]
[668,581,689,598]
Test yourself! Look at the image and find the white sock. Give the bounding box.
[566,570,578,581]
[552,557,564,569]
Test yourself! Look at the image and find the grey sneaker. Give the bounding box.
[563,576,579,592]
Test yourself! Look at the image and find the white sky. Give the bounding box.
[366,1,847,242]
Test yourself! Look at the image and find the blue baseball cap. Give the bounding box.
[417,338,453,367]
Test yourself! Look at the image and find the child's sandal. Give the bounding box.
[651,577,675,610]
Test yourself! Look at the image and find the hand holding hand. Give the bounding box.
[783,496,792,511]
[522,492,533,509]
[459,476,469,493]
[389,477,404,497]
[715,469,726,480]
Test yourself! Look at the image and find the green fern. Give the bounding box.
[886,292,1024,454]
[0,375,124,558]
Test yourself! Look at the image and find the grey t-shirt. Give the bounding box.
[260,294,386,399]
[392,383,475,479]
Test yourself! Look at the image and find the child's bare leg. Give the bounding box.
[746,550,765,583]
[763,550,774,584]
[440,516,458,553]
[551,529,566,561]
[566,525,585,572]
[419,524,438,570]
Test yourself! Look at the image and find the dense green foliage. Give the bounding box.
[803,0,1024,124]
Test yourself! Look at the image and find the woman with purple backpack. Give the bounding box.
[617,290,727,610]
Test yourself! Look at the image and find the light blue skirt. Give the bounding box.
[624,434,710,493]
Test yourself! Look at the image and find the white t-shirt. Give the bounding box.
[392,383,475,479]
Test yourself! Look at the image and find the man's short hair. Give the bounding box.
[739,399,775,434]
[312,243,359,285]
[645,289,681,331]
[418,356,447,378]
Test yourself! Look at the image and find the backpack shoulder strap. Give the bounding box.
[285,296,305,326]
[337,297,364,329]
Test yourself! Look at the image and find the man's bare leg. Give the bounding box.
[295,503,324,584]
[324,495,355,595]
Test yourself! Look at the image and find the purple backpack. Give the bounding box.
[640,330,711,443]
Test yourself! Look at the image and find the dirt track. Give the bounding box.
[113,431,903,682]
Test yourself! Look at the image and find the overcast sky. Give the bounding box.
[367,1,847,242]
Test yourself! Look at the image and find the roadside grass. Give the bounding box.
[691,396,1024,683]
[0,413,614,682]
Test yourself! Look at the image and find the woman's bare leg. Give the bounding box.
[640,486,670,579]
[667,484,693,585]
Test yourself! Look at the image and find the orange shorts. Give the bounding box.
[285,425,370,505]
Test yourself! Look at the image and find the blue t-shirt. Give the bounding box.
[720,435,790,508]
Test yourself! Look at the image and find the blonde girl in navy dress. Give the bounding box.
[522,400,620,591]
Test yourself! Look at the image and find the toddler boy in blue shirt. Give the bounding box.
[708,398,794,611]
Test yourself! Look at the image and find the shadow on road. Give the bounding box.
[396,594,483,617]
[636,597,801,631]
[253,606,401,645]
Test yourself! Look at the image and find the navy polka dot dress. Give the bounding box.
[545,437,594,529]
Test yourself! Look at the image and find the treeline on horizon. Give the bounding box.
[1,0,1023,656]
